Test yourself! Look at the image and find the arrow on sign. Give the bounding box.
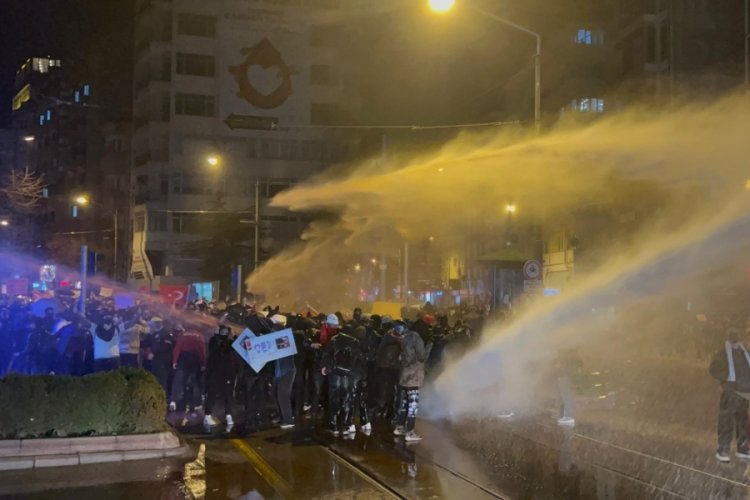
[224,114,279,131]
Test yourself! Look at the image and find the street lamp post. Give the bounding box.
[73,195,119,281]
[430,1,542,130]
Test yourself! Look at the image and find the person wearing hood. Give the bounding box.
[271,314,296,429]
[321,323,365,436]
[394,326,433,442]
[347,324,372,434]
[94,315,121,372]
[142,317,175,393]
[119,309,149,368]
[309,314,340,420]
[710,327,750,462]
[204,325,240,430]
[374,318,402,421]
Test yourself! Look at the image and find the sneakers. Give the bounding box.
[404,431,423,442]
[225,414,234,427]
[717,451,731,463]
[393,426,406,436]
[203,415,217,428]
[557,417,575,427]
[736,450,750,460]
[361,422,372,434]
[303,405,312,412]
[280,423,295,430]
[330,429,340,436]
[168,402,177,412]
[345,425,356,435]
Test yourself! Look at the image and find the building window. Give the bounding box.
[177,13,217,38]
[174,93,215,117]
[148,212,168,232]
[176,53,216,77]
[172,173,212,195]
[310,64,333,85]
[83,84,91,96]
[571,98,605,113]
[310,25,340,47]
[575,29,604,45]
[172,212,204,233]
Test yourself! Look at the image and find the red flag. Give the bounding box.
[159,284,189,307]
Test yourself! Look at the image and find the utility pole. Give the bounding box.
[746,0,749,85]
[380,135,387,300]
[79,245,87,316]
[254,178,260,271]
[113,209,118,282]
[402,242,409,302]
[235,264,242,303]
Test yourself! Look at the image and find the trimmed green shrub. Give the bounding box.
[0,369,167,439]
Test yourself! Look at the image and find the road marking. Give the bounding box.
[230,439,293,498]
[319,445,405,500]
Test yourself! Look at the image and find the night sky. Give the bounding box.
[0,0,132,127]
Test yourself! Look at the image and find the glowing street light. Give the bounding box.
[505,203,517,214]
[74,195,90,206]
[23,136,35,142]
[0,220,9,227]
[429,0,455,13]
[207,155,221,167]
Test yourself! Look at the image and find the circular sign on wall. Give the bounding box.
[523,260,542,280]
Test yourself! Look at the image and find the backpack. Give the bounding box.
[333,339,356,375]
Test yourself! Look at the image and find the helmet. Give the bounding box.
[326,314,340,327]
[381,315,393,326]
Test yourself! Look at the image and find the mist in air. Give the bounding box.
[248,94,750,417]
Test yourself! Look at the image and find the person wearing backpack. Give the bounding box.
[394,326,433,442]
[321,327,363,436]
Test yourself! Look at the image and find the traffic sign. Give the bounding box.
[523,260,542,280]
[224,114,279,131]
[232,327,297,373]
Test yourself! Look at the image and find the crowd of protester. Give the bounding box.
[0,291,485,442]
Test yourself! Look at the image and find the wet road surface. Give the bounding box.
[2,416,749,499]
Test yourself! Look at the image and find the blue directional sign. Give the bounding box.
[232,328,297,373]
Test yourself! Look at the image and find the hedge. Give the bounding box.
[0,369,167,439]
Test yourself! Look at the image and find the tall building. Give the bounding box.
[130,0,358,294]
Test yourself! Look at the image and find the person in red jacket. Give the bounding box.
[169,326,207,413]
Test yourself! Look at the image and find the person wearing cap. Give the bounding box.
[710,326,750,462]
[93,315,121,372]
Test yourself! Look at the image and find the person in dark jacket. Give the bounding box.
[709,327,750,462]
[394,327,432,442]
[321,328,364,436]
[374,321,403,421]
[142,317,176,394]
[271,314,296,429]
[204,325,239,430]
[93,316,120,372]
[347,325,372,434]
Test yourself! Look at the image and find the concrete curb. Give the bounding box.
[0,431,189,470]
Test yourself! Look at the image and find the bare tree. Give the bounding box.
[0,168,46,212]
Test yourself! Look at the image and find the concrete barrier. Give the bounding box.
[0,431,188,470]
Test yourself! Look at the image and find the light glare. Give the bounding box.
[429,0,456,13]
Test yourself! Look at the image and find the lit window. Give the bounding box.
[71,205,79,218]
[575,29,604,45]
[83,84,90,96]
[46,110,52,121]
[570,98,605,113]
[74,91,80,103]
[39,115,45,125]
